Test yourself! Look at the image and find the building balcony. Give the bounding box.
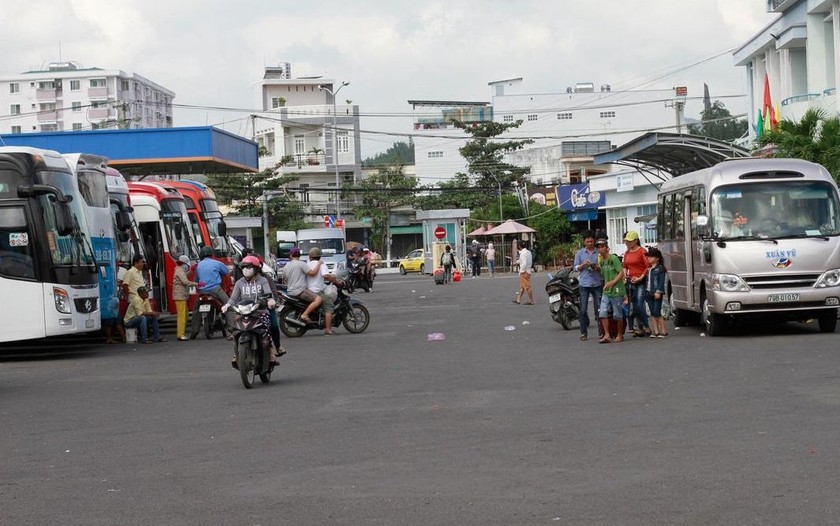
[87,87,109,100]
[36,88,59,102]
[88,107,114,120]
[780,92,826,122]
[37,111,58,123]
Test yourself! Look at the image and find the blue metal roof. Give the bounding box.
[0,126,258,175]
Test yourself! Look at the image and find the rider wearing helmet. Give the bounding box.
[190,245,234,339]
[223,255,283,368]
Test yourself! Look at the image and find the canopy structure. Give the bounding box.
[467,225,488,236]
[485,219,536,235]
[593,132,751,179]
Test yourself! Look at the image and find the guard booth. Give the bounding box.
[416,209,470,274]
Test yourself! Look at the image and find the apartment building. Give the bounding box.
[734,0,840,137]
[254,62,362,223]
[0,61,174,133]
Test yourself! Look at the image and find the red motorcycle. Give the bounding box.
[196,293,228,339]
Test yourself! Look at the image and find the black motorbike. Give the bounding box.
[546,266,581,330]
[196,293,228,339]
[345,258,374,293]
[278,282,370,337]
[231,296,275,389]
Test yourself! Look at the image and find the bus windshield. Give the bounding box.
[39,170,96,266]
[711,181,840,240]
[200,199,230,254]
[110,193,144,266]
[161,201,199,260]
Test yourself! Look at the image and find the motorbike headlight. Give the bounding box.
[53,287,71,314]
[712,273,750,292]
[815,268,840,288]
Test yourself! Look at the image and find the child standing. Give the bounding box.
[596,238,626,343]
[645,247,668,338]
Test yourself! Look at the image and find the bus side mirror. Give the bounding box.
[56,202,75,236]
[218,220,227,237]
[118,231,130,243]
[115,210,132,232]
[696,215,710,239]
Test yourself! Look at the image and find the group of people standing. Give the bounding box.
[573,230,668,344]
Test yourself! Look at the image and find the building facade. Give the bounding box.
[734,0,840,136]
[254,63,362,224]
[0,62,174,134]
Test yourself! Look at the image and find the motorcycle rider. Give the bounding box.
[222,255,283,369]
[305,247,342,335]
[284,247,324,323]
[573,230,604,341]
[190,246,234,340]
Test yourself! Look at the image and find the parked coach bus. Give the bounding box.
[128,181,199,314]
[658,158,840,336]
[0,147,100,343]
[105,167,147,273]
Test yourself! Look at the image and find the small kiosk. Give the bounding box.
[416,209,471,274]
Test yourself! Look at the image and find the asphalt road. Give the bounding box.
[3,271,840,525]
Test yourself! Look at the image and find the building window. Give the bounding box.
[89,79,106,88]
[41,124,57,132]
[9,83,19,94]
[294,136,305,156]
[38,81,55,89]
[527,114,538,121]
[503,115,514,122]
[121,80,129,91]
[336,131,349,153]
[72,123,83,131]
[606,207,628,252]
[428,151,444,158]
[557,112,573,120]
[39,103,56,111]
[70,80,80,91]
[600,111,616,118]
[10,104,20,115]
[72,102,82,112]
[271,97,286,108]
[637,204,657,244]
[11,126,20,134]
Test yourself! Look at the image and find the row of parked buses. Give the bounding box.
[0,146,236,344]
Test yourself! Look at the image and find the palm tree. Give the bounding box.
[761,108,840,181]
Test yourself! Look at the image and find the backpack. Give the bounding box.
[442,252,453,266]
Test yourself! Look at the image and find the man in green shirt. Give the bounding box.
[596,238,626,343]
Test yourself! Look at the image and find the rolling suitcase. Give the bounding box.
[433,268,445,285]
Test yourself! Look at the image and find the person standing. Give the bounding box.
[122,254,147,303]
[440,244,457,284]
[645,247,668,338]
[485,242,496,277]
[622,231,651,337]
[596,238,626,343]
[573,231,603,341]
[190,246,234,340]
[124,286,166,344]
[468,240,482,277]
[172,255,198,341]
[513,241,534,305]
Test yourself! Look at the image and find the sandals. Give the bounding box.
[657,333,668,338]
[511,300,520,304]
[580,334,588,341]
[598,336,611,344]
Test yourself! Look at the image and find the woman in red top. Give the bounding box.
[622,231,650,337]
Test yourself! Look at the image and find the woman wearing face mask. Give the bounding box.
[172,255,199,341]
[222,255,282,369]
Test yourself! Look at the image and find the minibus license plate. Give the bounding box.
[768,293,799,303]
[199,304,212,312]
[549,293,562,304]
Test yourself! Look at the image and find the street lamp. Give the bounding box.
[487,170,511,224]
[318,81,350,221]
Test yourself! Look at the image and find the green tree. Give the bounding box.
[687,100,749,143]
[351,165,418,253]
[363,140,415,167]
[760,108,840,181]
[523,204,572,265]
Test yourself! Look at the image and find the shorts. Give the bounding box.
[598,295,625,320]
[297,289,318,303]
[319,290,334,312]
[646,294,663,317]
[519,272,531,290]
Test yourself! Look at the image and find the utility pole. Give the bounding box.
[318,81,350,220]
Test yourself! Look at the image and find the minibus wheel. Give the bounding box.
[702,297,725,336]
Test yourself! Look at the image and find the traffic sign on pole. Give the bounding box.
[324,215,331,227]
[434,226,446,240]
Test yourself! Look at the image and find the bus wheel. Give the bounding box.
[818,310,838,333]
[674,308,690,327]
[702,297,725,336]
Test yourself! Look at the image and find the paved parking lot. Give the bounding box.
[3,272,840,525]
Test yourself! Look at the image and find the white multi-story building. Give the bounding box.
[734,0,840,137]
[254,63,362,222]
[0,61,174,133]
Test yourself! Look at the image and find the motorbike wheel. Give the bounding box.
[557,308,571,330]
[278,306,307,338]
[259,357,272,383]
[237,338,255,389]
[204,311,214,339]
[342,303,370,333]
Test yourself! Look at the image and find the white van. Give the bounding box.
[297,228,347,272]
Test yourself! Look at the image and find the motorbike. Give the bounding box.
[231,295,275,389]
[345,258,374,293]
[196,293,228,339]
[278,281,370,337]
[546,266,581,330]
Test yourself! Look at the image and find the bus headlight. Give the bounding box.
[815,269,840,288]
[53,287,72,314]
[712,273,750,292]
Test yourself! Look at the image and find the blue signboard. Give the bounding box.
[557,183,605,211]
[566,210,599,222]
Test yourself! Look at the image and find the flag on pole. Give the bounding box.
[755,108,764,137]
[762,74,778,131]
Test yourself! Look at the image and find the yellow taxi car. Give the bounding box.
[398,249,425,275]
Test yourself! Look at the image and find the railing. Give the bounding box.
[781,93,821,106]
[824,88,837,96]
[37,111,58,123]
[87,87,109,100]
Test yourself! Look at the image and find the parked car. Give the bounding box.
[399,249,425,275]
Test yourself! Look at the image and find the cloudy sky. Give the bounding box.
[4,1,776,156]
